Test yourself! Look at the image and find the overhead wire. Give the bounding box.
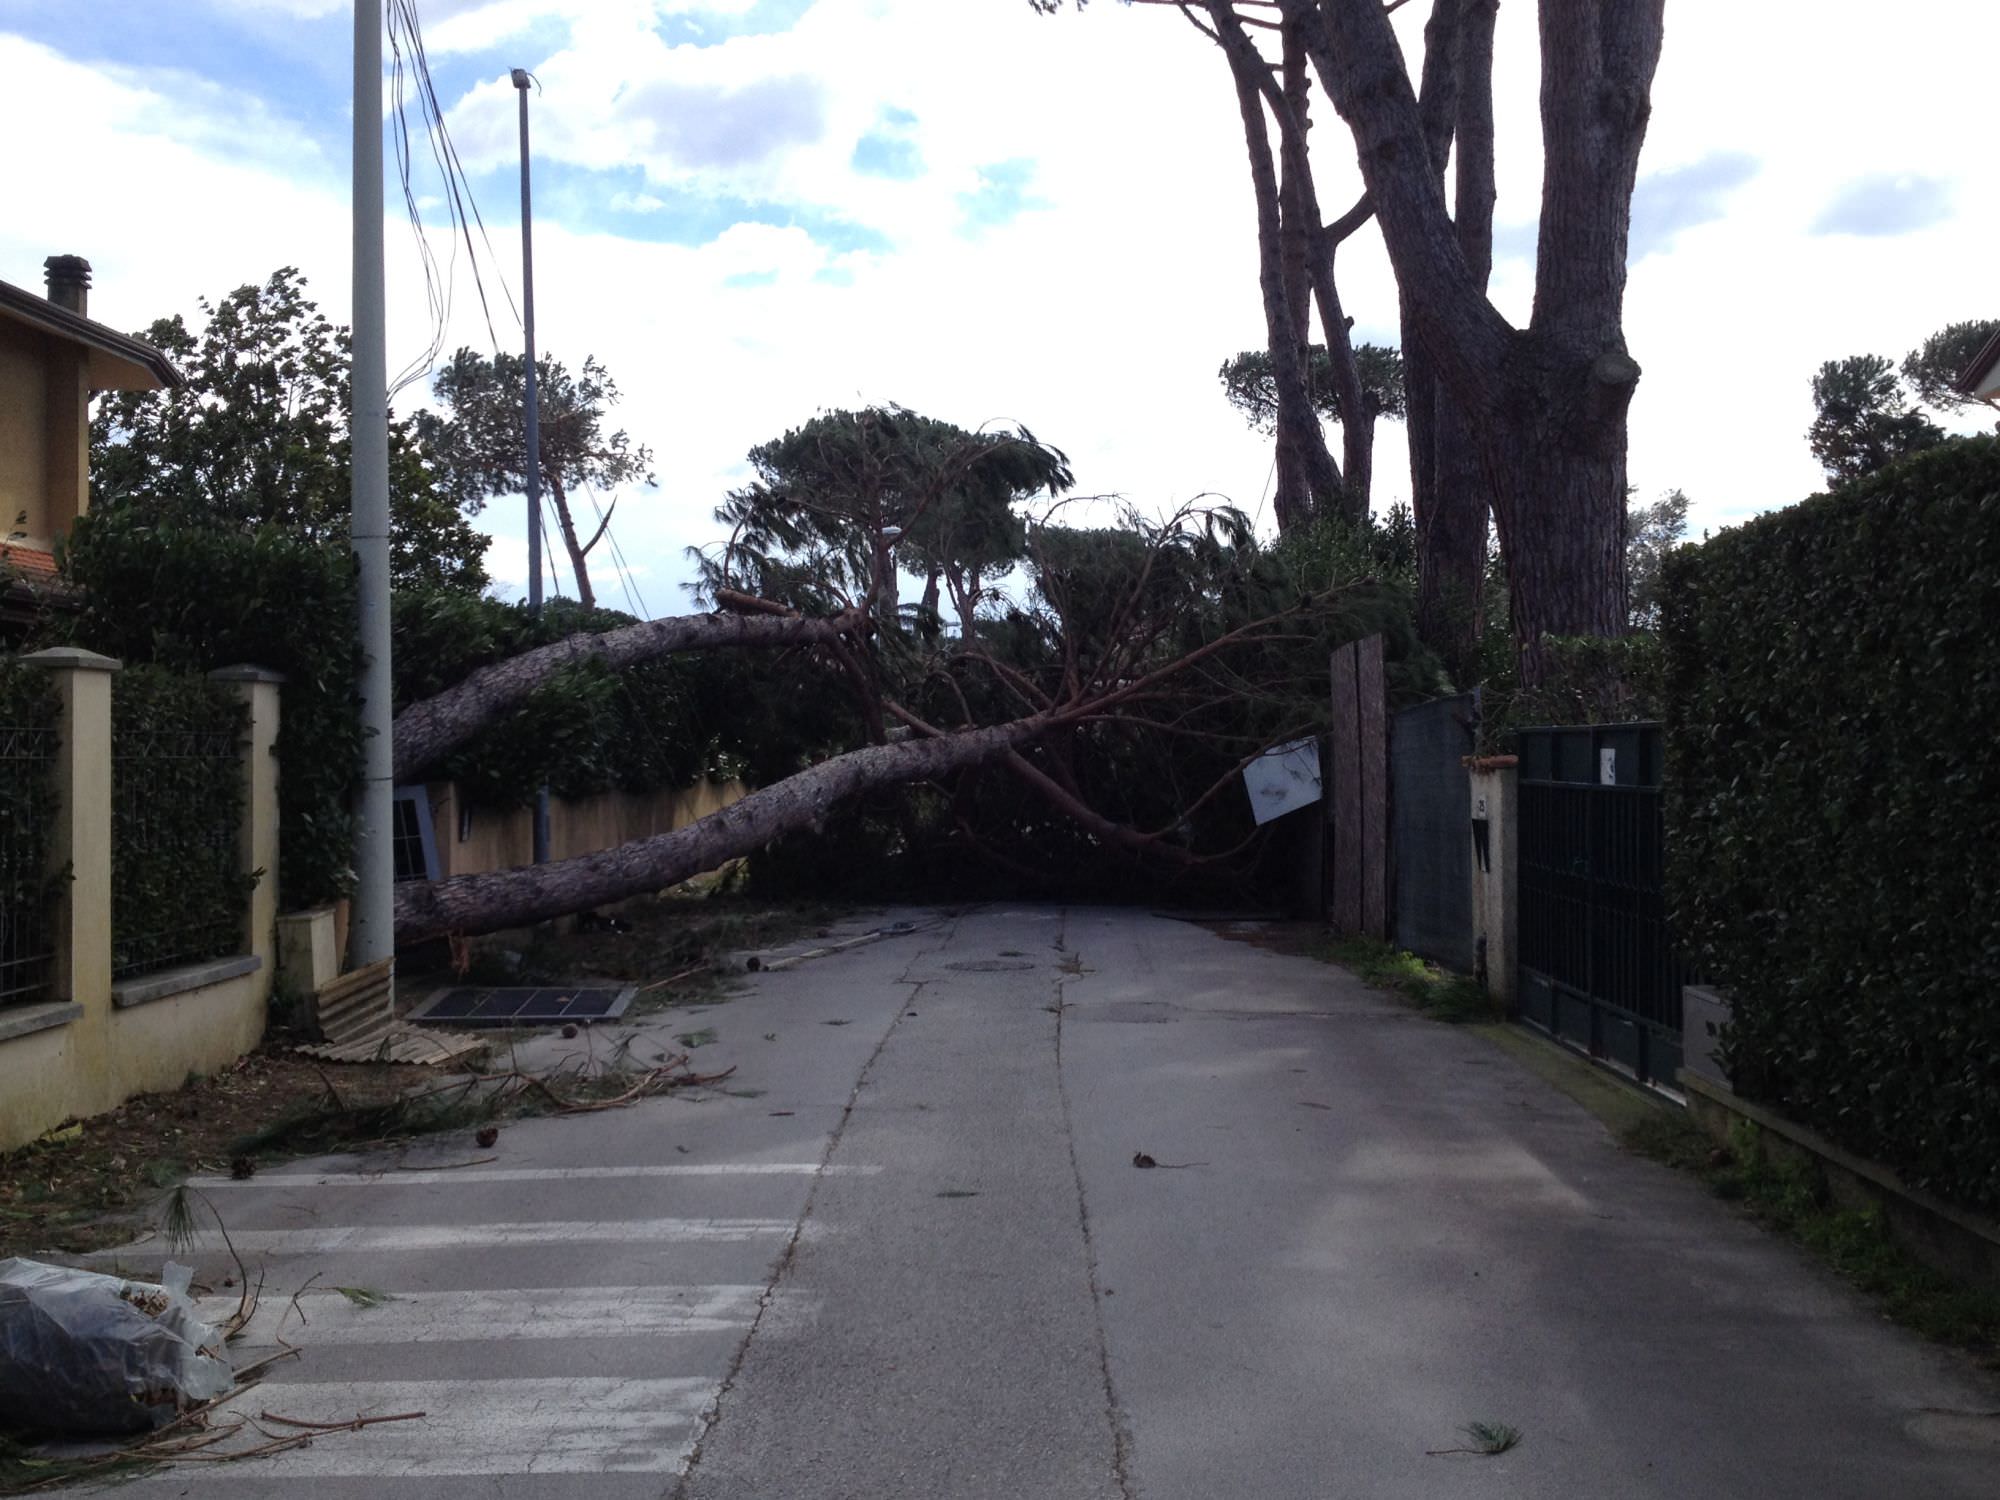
[385,0,521,395]
[385,0,663,631]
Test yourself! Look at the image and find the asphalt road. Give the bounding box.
[95,907,1999,1497]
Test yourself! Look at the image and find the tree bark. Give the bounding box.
[394,715,1048,942]
[1293,0,1663,683]
[1212,1,1342,533]
[392,605,867,781]
[546,475,596,611]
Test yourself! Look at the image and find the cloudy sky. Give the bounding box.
[2,0,1995,611]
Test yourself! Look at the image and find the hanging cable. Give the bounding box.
[385,0,523,395]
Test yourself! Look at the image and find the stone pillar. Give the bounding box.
[1468,759,1519,1010]
[21,647,118,1093]
[209,666,284,973]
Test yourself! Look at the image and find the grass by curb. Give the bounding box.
[1304,934,1501,1023]
[1622,1108,2000,1365]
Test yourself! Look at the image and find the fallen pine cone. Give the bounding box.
[230,1156,257,1180]
[561,1024,579,1039]
[475,1126,500,1149]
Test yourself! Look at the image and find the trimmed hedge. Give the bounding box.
[110,665,254,978]
[0,661,62,1003]
[58,509,365,910]
[1661,436,2000,1213]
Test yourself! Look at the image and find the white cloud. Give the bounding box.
[6,0,2000,611]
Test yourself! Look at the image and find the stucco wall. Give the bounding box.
[427,779,747,881]
[0,657,280,1151]
[0,322,53,547]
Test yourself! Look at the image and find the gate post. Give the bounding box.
[1468,756,1518,1009]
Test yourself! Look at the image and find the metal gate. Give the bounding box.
[1391,693,1475,971]
[1517,723,1692,1089]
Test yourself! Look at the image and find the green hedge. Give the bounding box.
[1661,436,2000,1212]
[391,592,734,807]
[0,661,62,1004]
[59,508,365,909]
[110,665,254,978]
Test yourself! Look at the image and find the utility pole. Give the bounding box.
[350,0,396,970]
[513,65,551,866]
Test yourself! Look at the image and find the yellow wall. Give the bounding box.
[428,779,747,881]
[0,319,89,551]
[0,658,280,1151]
[0,322,53,546]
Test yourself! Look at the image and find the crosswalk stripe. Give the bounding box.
[145,1217,800,1256]
[187,1162,876,1189]
[196,1284,780,1346]
[177,1377,712,1477]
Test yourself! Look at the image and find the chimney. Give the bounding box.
[43,255,92,317]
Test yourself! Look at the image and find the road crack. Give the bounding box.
[1053,907,1140,1499]
[665,911,961,1499]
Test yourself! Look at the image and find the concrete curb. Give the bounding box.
[1682,1071,2000,1292]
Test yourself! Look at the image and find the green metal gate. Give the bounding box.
[1516,724,1691,1090]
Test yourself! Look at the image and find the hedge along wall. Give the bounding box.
[1661,435,2000,1213]
[0,661,62,1006]
[59,510,364,911]
[110,665,255,979]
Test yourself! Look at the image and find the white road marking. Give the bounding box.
[152,1217,799,1256]
[187,1162,874,1189]
[195,1284,788,1346]
[168,1377,712,1477]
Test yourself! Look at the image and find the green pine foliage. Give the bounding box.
[1661,436,2000,1213]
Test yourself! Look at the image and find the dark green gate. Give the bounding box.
[1517,724,1691,1089]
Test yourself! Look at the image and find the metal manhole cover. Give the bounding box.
[946,959,1036,973]
[409,985,635,1029]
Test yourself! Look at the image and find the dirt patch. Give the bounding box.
[0,1054,436,1259]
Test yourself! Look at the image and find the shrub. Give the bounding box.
[0,661,62,1004]
[1661,436,2000,1213]
[56,508,364,909]
[110,665,254,977]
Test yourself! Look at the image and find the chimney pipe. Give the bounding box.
[43,255,91,317]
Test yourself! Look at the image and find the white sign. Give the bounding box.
[1243,737,1323,825]
[1600,748,1618,786]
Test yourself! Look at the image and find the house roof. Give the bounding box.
[0,543,59,581]
[0,278,181,392]
[1954,325,2000,401]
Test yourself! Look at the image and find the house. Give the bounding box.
[0,255,179,625]
[1954,325,2000,410]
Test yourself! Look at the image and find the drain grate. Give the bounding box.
[409,985,635,1029]
[945,959,1036,973]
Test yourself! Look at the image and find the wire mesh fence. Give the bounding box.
[0,719,60,1008]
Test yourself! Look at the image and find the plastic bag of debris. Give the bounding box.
[0,1257,234,1434]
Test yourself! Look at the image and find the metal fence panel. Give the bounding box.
[1391,693,1476,972]
[1517,722,1692,1089]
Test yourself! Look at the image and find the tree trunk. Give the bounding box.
[1486,358,1633,678]
[546,475,596,611]
[1214,2,1341,534]
[392,605,867,781]
[1414,0,1495,686]
[394,716,1048,942]
[1294,0,1663,685]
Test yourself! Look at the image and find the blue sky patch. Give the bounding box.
[852,105,924,181]
[959,159,1047,237]
[723,269,780,289]
[1811,172,1956,237]
[657,0,819,49]
[499,161,889,254]
[1629,151,1760,260]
